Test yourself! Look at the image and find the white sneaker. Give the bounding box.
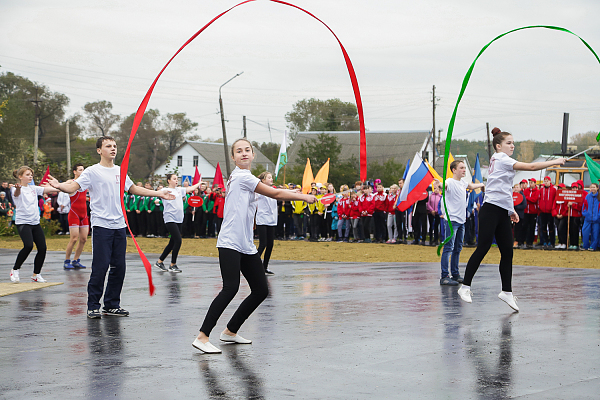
[32,274,47,283]
[498,291,519,312]
[192,339,222,354]
[457,285,472,303]
[220,332,252,344]
[10,269,20,283]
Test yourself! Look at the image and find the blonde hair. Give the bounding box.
[13,166,34,181]
[390,184,399,190]
[340,184,349,192]
[257,171,272,182]
[230,138,254,157]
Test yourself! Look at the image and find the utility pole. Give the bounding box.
[66,120,71,173]
[431,85,439,168]
[438,129,443,156]
[267,120,273,142]
[243,115,247,139]
[219,72,243,177]
[30,88,42,164]
[485,122,492,160]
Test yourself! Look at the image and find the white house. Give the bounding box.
[152,141,275,185]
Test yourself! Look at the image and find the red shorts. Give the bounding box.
[68,212,89,228]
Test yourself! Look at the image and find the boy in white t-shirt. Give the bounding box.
[49,136,174,319]
[440,160,484,286]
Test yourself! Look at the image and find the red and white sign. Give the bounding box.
[320,193,336,206]
[187,196,203,207]
[556,189,586,204]
[512,193,523,206]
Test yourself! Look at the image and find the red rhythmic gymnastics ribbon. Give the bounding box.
[437,25,600,256]
[120,0,367,295]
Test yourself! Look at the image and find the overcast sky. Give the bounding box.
[2,0,600,148]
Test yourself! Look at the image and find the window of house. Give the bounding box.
[193,156,198,167]
[177,155,182,167]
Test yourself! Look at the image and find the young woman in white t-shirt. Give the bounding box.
[193,139,316,354]
[255,171,278,275]
[10,166,59,283]
[457,128,565,311]
[155,174,201,273]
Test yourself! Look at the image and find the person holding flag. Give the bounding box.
[457,128,565,312]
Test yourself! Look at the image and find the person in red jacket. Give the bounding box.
[538,176,557,249]
[213,187,225,235]
[348,191,361,242]
[359,185,374,243]
[552,183,569,249]
[372,183,387,243]
[567,181,584,249]
[523,178,540,248]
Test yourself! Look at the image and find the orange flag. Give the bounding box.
[302,158,314,194]
[314,158,330,185]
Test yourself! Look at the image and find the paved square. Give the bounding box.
[1,249,599,399]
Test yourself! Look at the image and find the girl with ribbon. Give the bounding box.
[457,128,565,311]
[10,166,60,283]
[193,138,316,354]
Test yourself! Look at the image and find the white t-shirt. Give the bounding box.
[75,164,133,229]
[216,167,260,254]
[442,178,468,224]
[162,187,187,224]
[484,152,518,213]
[255,193,277,226]
[11,185,44,225]
[57,191,71,214]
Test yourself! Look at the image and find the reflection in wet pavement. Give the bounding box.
[0,249,599,399]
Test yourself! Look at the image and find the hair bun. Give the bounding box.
[491,127,502,136]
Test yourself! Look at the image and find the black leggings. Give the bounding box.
[463,203,514,292]
[256,225,275,270]
[200,248,269,336]
[14,224,47,274]
[159,222,182,264]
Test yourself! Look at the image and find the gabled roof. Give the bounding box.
[286,130,431,168]
[154,140,275,177]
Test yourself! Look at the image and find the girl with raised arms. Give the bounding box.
[192,138,316,354]
[457,128,565,311]
[10,166,60,283]
[155,174,201,273]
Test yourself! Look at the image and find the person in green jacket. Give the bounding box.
[203,187,216,238]
[126,190,139,236]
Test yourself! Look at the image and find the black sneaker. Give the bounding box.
[87,309,102,319]
[440,277,459,286]
[265,269,275,275]
[452,276,464,284]
[168,264,182,273]
[155,261,168,272]
[102,307,130,317]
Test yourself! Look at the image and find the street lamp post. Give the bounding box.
[219,72,243,177]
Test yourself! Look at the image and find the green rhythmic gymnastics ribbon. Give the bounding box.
[438,25,600,256]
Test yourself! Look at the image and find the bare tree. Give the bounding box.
[82,100,120,137]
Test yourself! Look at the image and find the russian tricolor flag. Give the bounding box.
[396,153,434,212]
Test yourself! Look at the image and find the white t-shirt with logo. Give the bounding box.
[216,167,260,254]
[11,185,45,225]
[442,178,468,224]
[75,164,133,229]
[255,194,277,226]
[484,152,518,213]
[162,187,186,224]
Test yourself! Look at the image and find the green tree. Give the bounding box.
[285,98,359,141]
[82,100,120,137]
[570,131,600,147]
[161,112,199,154]
[251,141,279,164]
[366,158,404,187]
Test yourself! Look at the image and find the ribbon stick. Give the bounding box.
[120,0,367,295]
[437,25,600,256]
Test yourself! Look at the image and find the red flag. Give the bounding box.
[39,166,50,185]
[193,166,201,185]
[213,162,225,189]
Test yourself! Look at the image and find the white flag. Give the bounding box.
[275,130,288,179]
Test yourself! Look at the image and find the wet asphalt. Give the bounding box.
[1,248,599,399]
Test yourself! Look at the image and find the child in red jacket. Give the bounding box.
[372,183,387,243]
[567,181,584,249]
[552,183,569,249]
[359,185,374,243]
[348,191,361,242]
[523,178,540,248]
[538,176,557,249]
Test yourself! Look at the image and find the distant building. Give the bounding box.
[286,130,434,174]
[152,141,275,185]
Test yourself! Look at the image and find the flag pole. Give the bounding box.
[283,164,286,185]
